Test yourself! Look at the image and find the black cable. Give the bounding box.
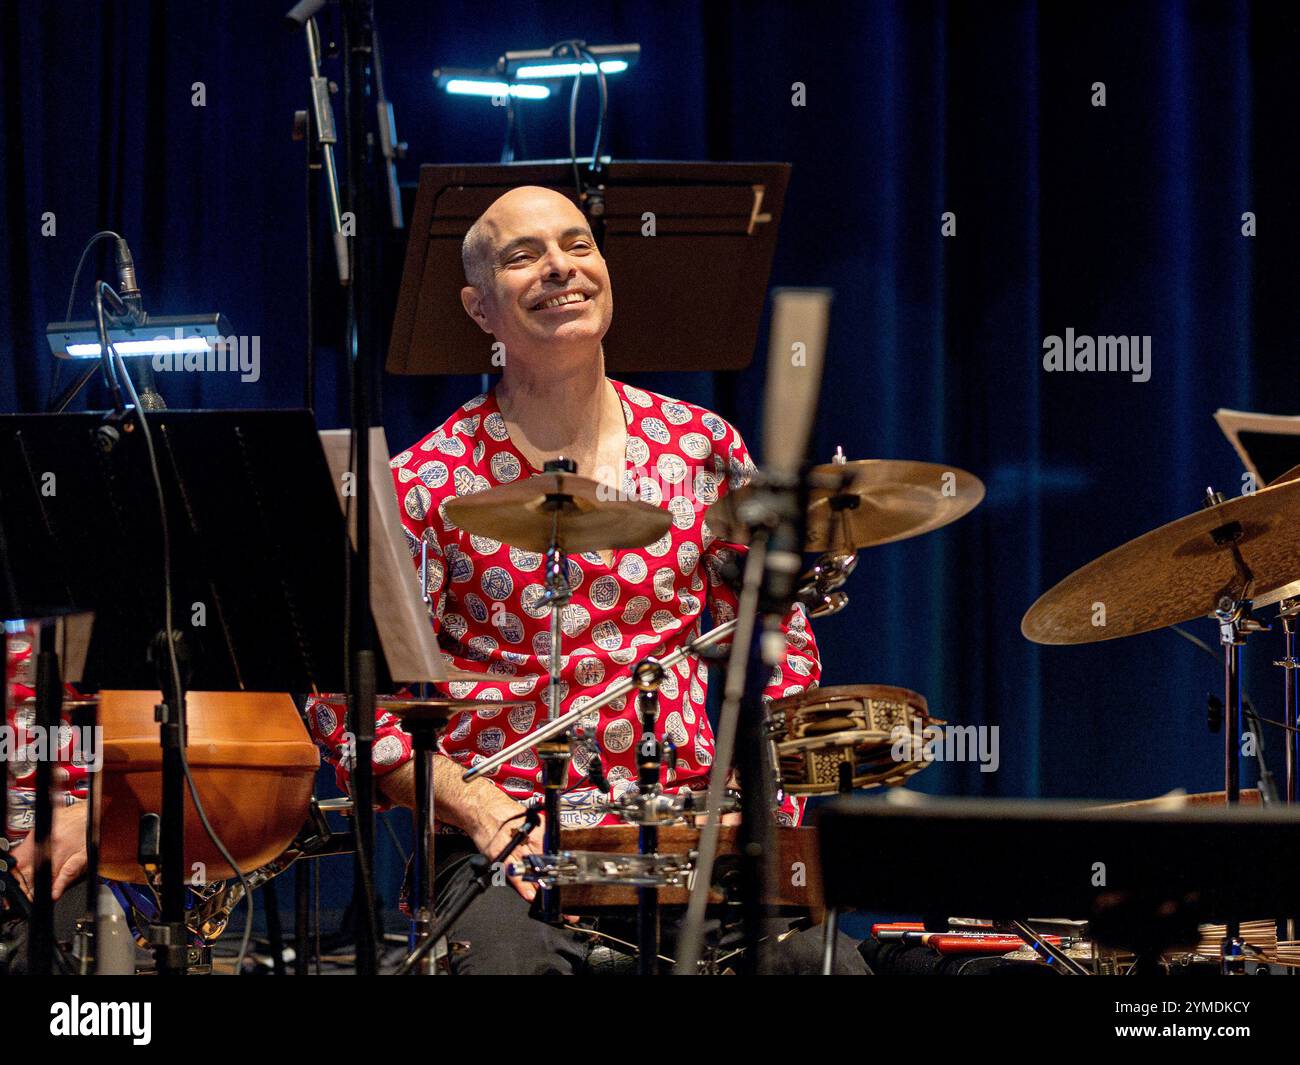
[45,231,122,412]
[101,286,256,971]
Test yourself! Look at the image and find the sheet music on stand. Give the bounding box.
[319,427,445,685]
[1215,408,1300,487]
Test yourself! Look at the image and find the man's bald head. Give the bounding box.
[461,186,588,289]
[457,184,613,363]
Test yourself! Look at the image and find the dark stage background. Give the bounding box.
[3,1,1298,918]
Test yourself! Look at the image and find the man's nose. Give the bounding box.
[540,244,576,280]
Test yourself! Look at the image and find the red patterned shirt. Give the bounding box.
[4,624,88,843]
[308,379,819,827]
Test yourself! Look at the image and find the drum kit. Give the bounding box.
[29,445,1300,975]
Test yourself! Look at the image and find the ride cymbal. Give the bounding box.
[1022,478,1300,645]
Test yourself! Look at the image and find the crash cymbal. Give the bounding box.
[1022,478,1300,645]
[443,471,672,554]
[1267,462,1300,487]
[705,459,985,551]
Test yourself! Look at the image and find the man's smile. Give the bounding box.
[529,289,592,312]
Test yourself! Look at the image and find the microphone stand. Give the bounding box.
[394,807,541,975]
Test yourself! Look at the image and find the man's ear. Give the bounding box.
[460,285,494,335]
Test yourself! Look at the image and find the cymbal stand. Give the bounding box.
[539,458,577,925]
[1215,592,1268,972]
[631,658,666,975]
[1275,598,1299,964]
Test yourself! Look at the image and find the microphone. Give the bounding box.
[113,238,144,325]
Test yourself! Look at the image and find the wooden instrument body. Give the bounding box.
[97,691,319,883]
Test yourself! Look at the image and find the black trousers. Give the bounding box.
[431,840,870,975]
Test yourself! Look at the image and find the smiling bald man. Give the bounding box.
[306,186,865,974]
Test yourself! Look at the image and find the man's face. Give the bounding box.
[461,188,614,361]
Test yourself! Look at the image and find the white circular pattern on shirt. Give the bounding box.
[501,777,533,794]
[481,566,514,600]
[638,478,663,506]
[609,647,637,665]
[520,583,550,618]
[617,555,647,583]
[570,743,593,776]
[490,451,521,483]
[488,659,518,676]
[701,413,727,440]
[473,441,486,464]
[621,596,651,624]
[374,735,406,766]
[433,435,467,457]
[465,635,498,661]
[591,619,622,650]
[645,531,672,557]
[484,412,509,440]
[677,591,701,614]
[682,701,696,724]
[661,401,693,425]
[469,534,502,556]
[390,450,413,468]
[620,399,633,423]
[658,669,679,699]
[565,558,584,591]
[690,678,705,703]
[667,496,696,530]
[603,718,634,753]
[694,735,713,766]
[509,546,543,571]
[495,612,525,643]
[446,679,474,698]
[680,432,712,460]
[787,653,812,676]
[653,567,676,601]
[560,603,591,637]
[416,460,449,489]
[508,704,538,732]
[403,485,432,521]
[447,546,473,583]
[676,541,700,574]
[314,703,337,737]
[443,613,468,640]
[452,415,482,436]
[510,748,539,771]
[463,593,489,623]
[452,467,476,496]
[656,453,687,484]
[471,474,492,494]
[623,385,653,407]
[625,436,650,467]
[449,714,473,740]
[531,631,553,659]
[641,417,670,444]
[477,727,506,754]
[663,711,688,746]
[650,610,677,634]
[575,657,605,687]
[397,467,416,484]
[783,684,807,698]
[691,470,719,505]
[589,574,620,610]
[509,676,541,696]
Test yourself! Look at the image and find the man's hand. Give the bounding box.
[466,790,547,903]
[12,800,88,902]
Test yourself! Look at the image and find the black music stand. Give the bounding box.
[387,160,790,376]
[0,409,410,975]
[818,796,1300,970]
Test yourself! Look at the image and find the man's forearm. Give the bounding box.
[377,754,508,836]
